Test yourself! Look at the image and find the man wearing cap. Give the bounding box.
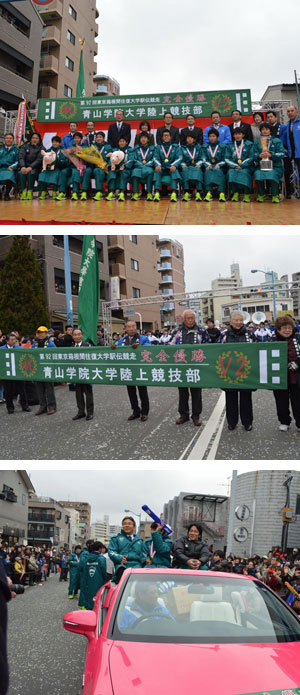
[32,327,57,415]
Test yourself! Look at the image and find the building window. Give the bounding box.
[53,235,64,248]
[132,287,141,298]
[67,29,75,45]
[65,56,74,71]
[129,235,137,244]
[131,259,139,271]
[22,494,26,506]
[296,495,300,515]
[69,4,77,20]
[64,85,73,98]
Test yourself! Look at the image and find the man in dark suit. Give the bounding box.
[180,114,203,145]
[107,110,131,148]
[229,109,253,142]
[156,112,180,145]
[71,328,94,422]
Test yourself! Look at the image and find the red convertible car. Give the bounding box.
[63,569,300,695]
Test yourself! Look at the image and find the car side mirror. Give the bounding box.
[63,610,97,641]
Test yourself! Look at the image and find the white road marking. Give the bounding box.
[183,392,226,460]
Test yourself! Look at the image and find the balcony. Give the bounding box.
[160,276,173,284]
[28,529,54,540]
[41,25,61,46]
[108,236,124,253]
[157,263,172,271]
[162,289,174,296]
[40,85,57,99]
[160,249,171,258]
[39,55,59,75]
[162,303,175,311]
[28,513,55,523]
[38,0,63,19]
[96,85,108,94]
[111,263,126,279]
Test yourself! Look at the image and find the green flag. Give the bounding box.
[76,47,86,97]
[78,236,99,345]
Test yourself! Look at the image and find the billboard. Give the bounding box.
[37,88,252,123]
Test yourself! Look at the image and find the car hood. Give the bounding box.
[109,641,300,695]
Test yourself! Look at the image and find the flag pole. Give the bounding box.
[64,235,73,327]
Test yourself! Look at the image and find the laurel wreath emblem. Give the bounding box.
[216,350,251,385]
[212,94,233,114]
[19,354,38,378]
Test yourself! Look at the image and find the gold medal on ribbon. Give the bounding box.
[212,158,215,163]
[192,159,194,164]
[142,159,146,164]
[165,158,169,163]
[238,159,242,164]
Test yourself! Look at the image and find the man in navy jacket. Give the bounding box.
[117,321,151,421]
[107,110,131,148]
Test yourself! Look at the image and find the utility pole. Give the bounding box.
[226,470,238,555]
[294,70,300,113]
[282,475,293,552]
[64,235,73,326]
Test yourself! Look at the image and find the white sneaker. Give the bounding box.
[279,424,289,432]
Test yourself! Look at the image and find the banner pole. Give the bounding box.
[64,235,73,327]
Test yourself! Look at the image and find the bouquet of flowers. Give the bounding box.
[75,145,108,171]
[63,146,86,176]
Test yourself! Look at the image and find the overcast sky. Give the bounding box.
[162,235,300,292]
[27,465,299,524]
[95,0,299,103]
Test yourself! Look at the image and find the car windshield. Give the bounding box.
[111,573,300,644]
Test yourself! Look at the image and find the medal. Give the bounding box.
[162,145,172,164]
[140,147,149,165]
[209,145,219,163]
[187,147,196,165]
[235,140,244,163]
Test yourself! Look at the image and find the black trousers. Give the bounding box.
[127,385,149,415]
[273,384,300,427]
[3,380,28,411]
[225,390,253,428]
[178,387,202,417]
[75,384,94,416]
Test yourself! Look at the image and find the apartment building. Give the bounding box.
[59,500,91,544]
[0,0,44,112]
[162,491,228,548]
[0,470,35,546]
[93,74,120,98]
[28,495,71,548]
[37,0,98,99]
[0,234,110,330]
[90,516,110,545]
[156,238,186,328]
[291,272,300,322]
[108,234,161,331]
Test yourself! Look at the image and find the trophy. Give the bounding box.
[260,136,273,170]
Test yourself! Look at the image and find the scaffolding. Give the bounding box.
[101,280,297,343]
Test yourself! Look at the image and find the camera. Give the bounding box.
[10,584,25,595]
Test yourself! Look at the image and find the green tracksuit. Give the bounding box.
[78,548,89,608]
[253,136,285,195]
[180,144,204,191]
[84,551,106,610]
[0,145,19,184]
[108,530,147,581]
[68,551,81,595]
[145,530,172,568]
[202,143,227,192]
[225,139,254,193]
[107,146,134,191]
[131,145,155,193]
[93,142,112,192]
[153,143,182,191]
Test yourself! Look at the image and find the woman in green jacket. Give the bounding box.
[108,516,147,583]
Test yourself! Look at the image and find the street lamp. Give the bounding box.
[124,508,141,535]
[251,269,277,320]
